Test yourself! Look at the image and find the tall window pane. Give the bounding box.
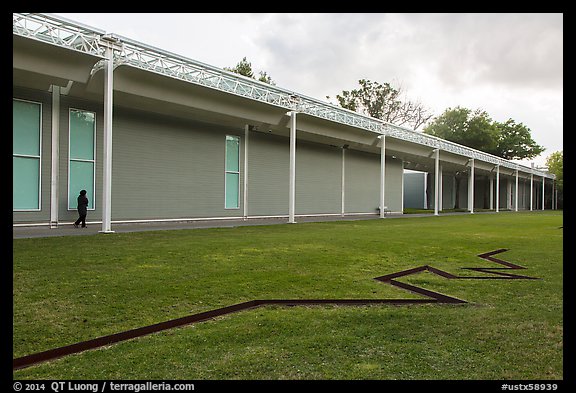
[69,109,95,210]
[70,111,95,160]
[13,99,41,210]
[13,157,40,210]
[225,135,240,209]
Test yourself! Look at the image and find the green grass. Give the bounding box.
[13,211,563,380]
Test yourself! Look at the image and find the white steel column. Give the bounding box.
[243,125,249,220]
[379,135,386,218]
[288,111,297,224]
[434,148,439,216]
[542,176,545,210]
[495,164,500,213]
[401,160,405,214]
[515,169,519,212]
[50,86,60,228]
[489,174,494,210]
[100,45,115,233]
[530,164,534,211]
[439,164,443,212]
[468,159,475,214]
[341,146,346,217]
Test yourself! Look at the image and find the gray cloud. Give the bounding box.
[53,12,563,164]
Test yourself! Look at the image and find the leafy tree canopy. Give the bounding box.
[493,119,545,160]
[423,106,499,154]
[424,107,544,161]
[224,57,276,85]
[328,79,432,130]
[546,151,563,191]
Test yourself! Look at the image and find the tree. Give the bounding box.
[546,151,563,209]
[328,79,432,130]
[493,119,545,160]
[423,107,499,209]
[224,57,275,85]
[546,151,563,191]
[423,107,499,154]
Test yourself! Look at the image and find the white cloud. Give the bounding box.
[54,12,563,166]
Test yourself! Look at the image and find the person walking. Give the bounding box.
[74,190,89,228]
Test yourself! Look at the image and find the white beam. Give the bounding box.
[530,163,534,211]
[100,46,115,233]
[50,85,60,228]
[288,111,297,224]
[468,159,475,214]
[341,146,346,217]
[434,149,439,216]
[489,174,494,210]
[380,135,386,218]
[495,164,500,213]
[439,164,443,212]
[515,169,519,212]
[243,124,249,220]
[401,160,405,214]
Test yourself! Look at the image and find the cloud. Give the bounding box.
[52,12,563,164]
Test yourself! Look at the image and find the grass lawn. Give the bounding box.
[12,211,563,380]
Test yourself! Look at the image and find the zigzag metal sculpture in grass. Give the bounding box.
[13,248,539,371]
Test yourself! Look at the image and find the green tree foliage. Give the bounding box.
[546,151,563,192]
[493,119,545,160]
[423,107,499,154]
[328,79,432,130]
[424,107,544,161]
[224,57,275,85]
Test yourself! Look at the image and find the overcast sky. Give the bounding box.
[55,13,563,167]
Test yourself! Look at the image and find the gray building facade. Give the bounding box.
[13,13,556,230]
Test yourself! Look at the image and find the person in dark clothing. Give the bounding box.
[74,190,89,228]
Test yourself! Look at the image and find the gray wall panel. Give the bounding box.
[110,108,243,220]
[295,142,342,215]
[345,150,379,213]
[344,150,403,214]
[247,132,289,216]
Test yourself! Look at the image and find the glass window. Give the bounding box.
[225,135,240,209]
[68,109,95,210]
[13,99,41,210]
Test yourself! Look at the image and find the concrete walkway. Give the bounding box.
[12,211,492,239]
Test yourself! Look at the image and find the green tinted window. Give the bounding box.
[225,135,240,209]
[13,156,40,210]
[226,135,240,172]
[69,109,95,210]
[225,173,239,209]
[13,99,41,210]
[13,100,41,156]
[70,110,95,160]
[68,161,94,210]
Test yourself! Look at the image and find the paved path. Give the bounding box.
[13,212,494,239]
